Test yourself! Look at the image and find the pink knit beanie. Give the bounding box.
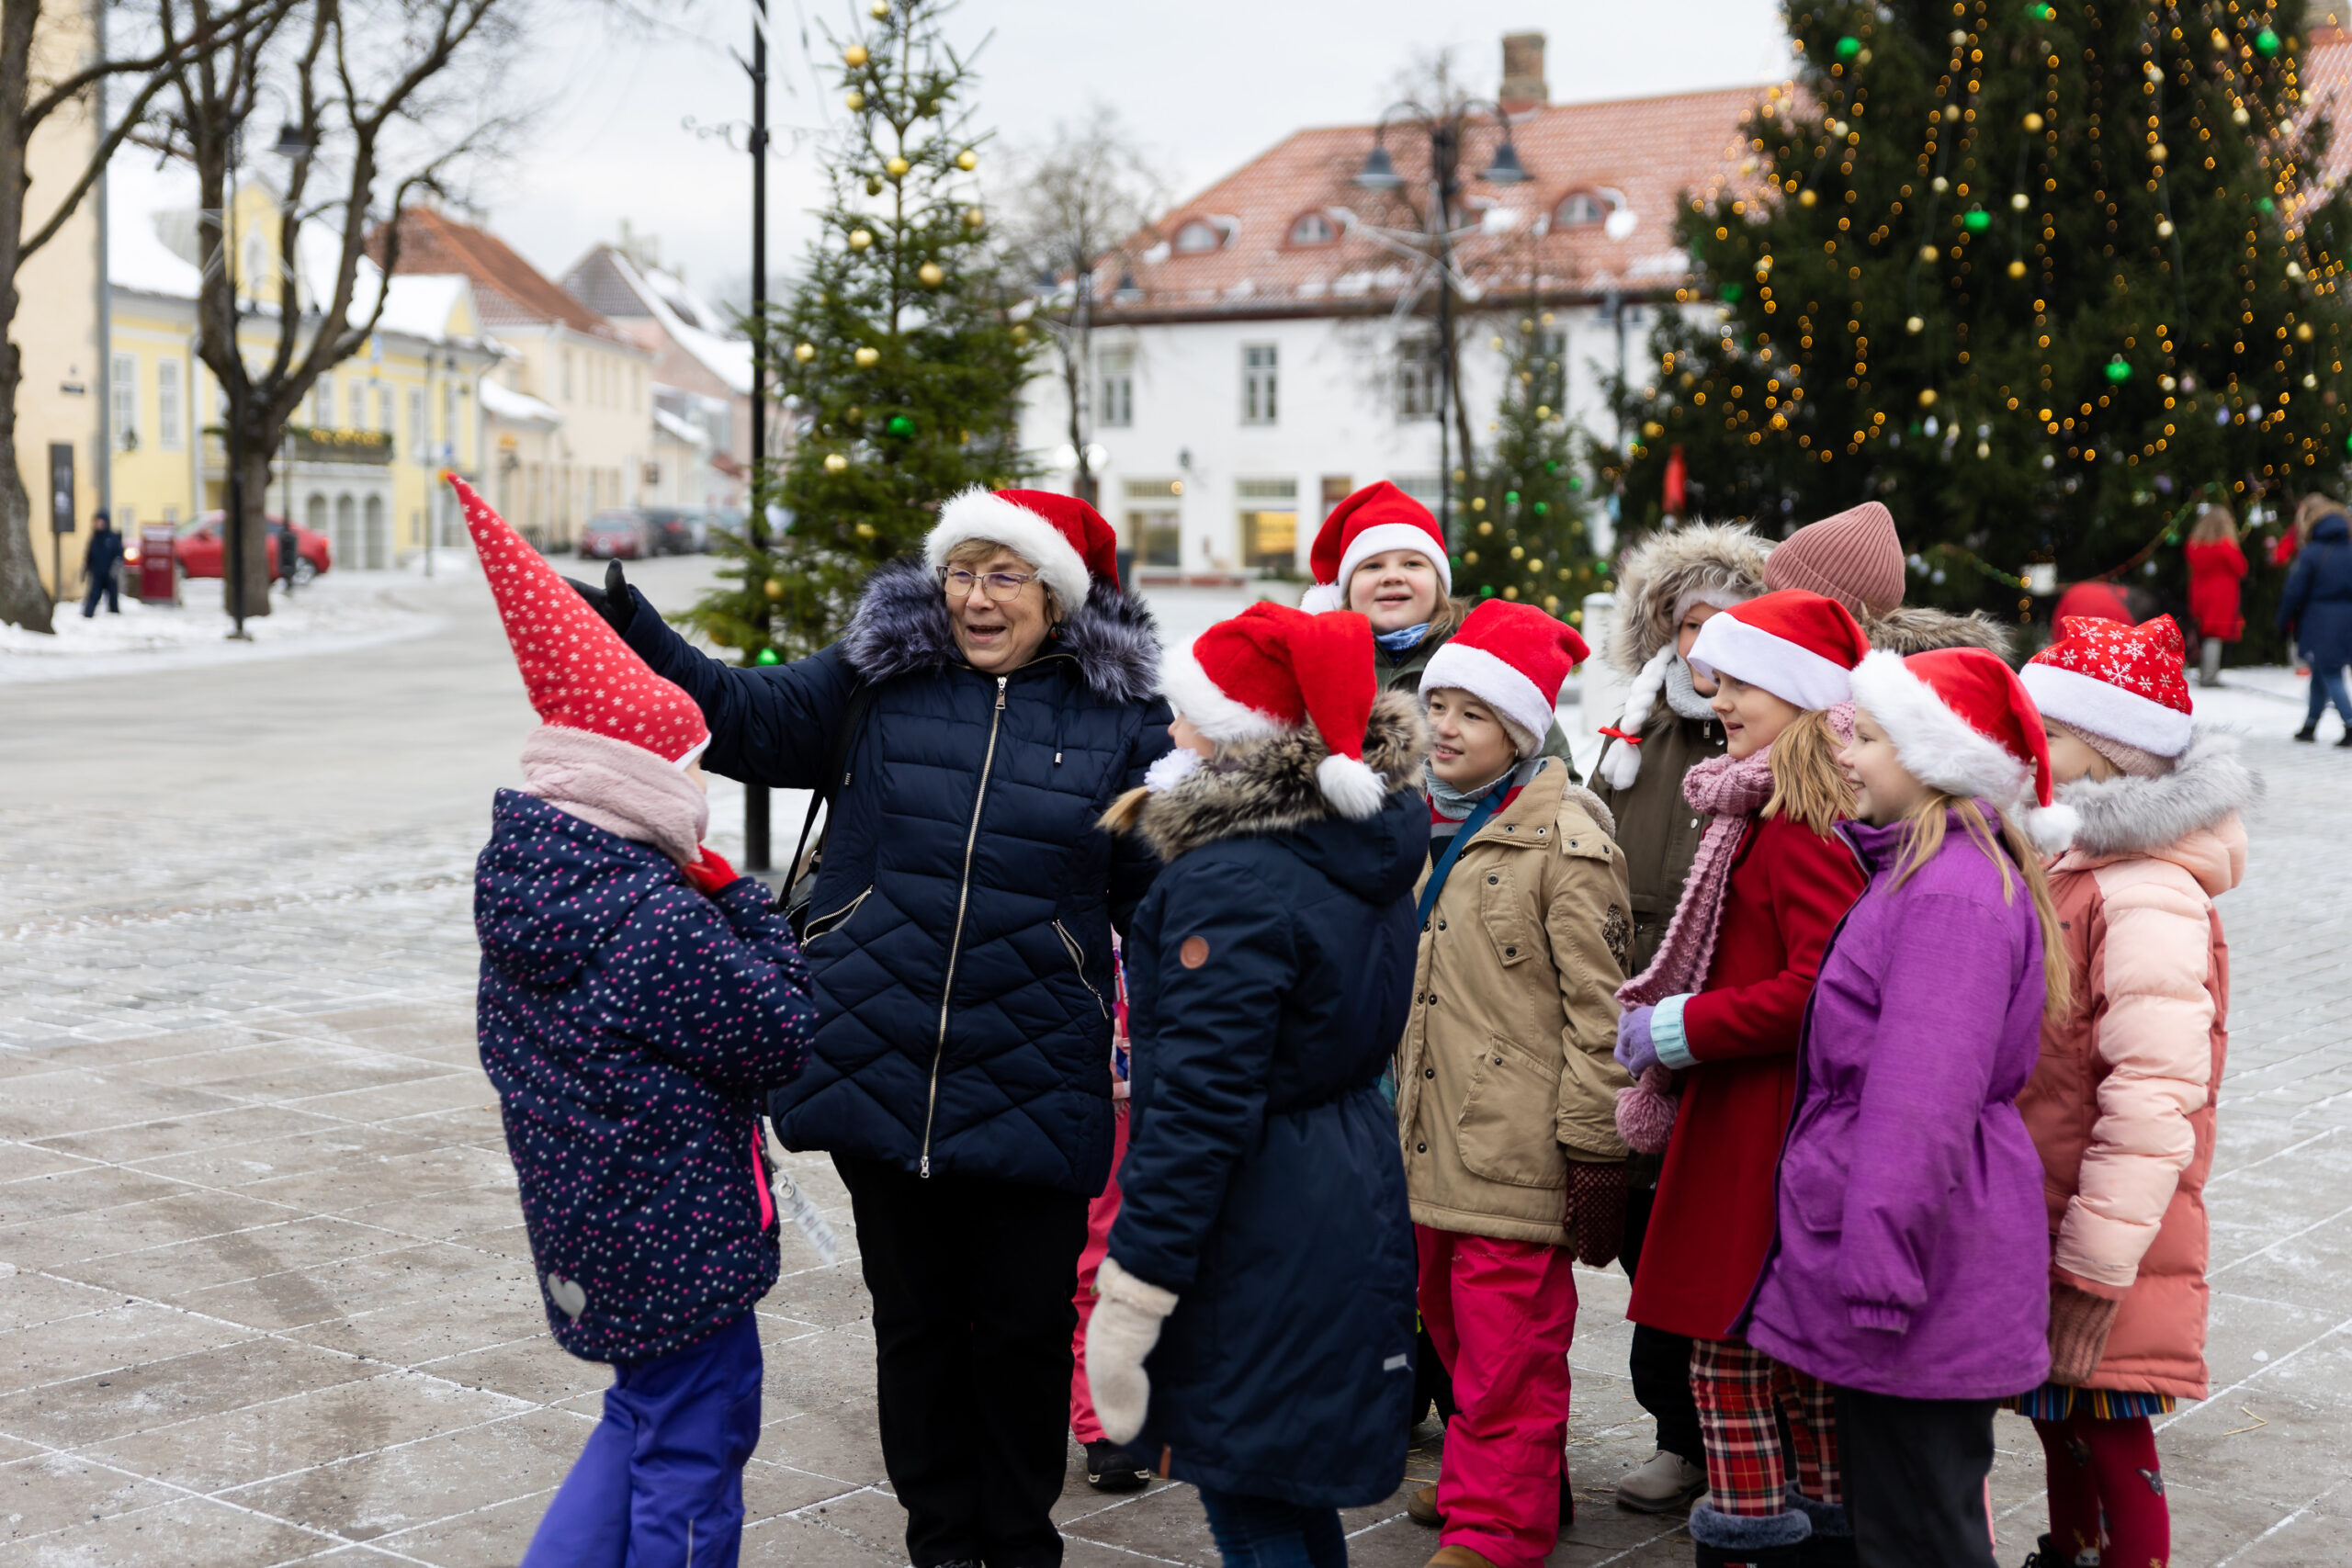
[1765,502,1907,619]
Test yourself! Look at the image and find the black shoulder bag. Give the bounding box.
[778,680,877,939]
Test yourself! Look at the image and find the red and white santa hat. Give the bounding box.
[925,487,1121,608]
[1849,646,2081,852]
[2019,615,2194,765]
[452,476,710,767]
[1419,599,1589,756]
[1685,588,1871,710]
[1161,602,1388,817]
[1298,481,1450,615]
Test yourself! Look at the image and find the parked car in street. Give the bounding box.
[641,507,709,556]
[579,510,649,560]
[172,513,333,583]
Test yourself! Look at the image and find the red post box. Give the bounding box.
[138,525,179,604]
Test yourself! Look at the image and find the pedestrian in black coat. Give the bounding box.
[2283,510,2352,743]
[80,513,123,616]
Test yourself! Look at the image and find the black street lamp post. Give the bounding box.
[741,0,772,872]
[1354,102,1528,553]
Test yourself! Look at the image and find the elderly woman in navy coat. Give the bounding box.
[580,489,1170,1568]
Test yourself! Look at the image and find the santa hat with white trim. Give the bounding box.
[1298,481,1450,615]
[1161,602,1388,817]
[1849,646,2081,852]
[1685,588,1871,711]
[1419,599,1589,758]
[924,487,1121,609]
[2019,615,2194,770]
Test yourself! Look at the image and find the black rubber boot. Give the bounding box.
[2296,723,2320,741]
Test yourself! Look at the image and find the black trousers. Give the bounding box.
[1620,1180,1703,1465]
[80,576,118,615]
[835,1154,1091,1568]
[1835,1385,1999,1568]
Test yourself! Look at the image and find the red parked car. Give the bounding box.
[579,510,650,561]
[171,512,333,583]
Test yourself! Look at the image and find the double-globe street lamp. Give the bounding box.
[1353,101,1529,552]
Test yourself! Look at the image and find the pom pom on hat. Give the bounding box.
[925,487,1121,609]
[1687,589,1871,711]
[2021,615,2195,761]
[1304,481,1450,613]
[1849,646,2078,852]
[1162,602,1390,818]
[1418,599,1588,758]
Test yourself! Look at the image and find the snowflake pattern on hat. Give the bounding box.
[451,476,711,764]
[2019,614,2193,761]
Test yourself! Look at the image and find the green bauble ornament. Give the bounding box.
[1504,490,1521,505]
[1720,282,1744,302]
[1963,208,1990,232]
[2256,26,2280,56]
[1532,501,1550,515]
[2104,355,2133,383]
[1835,35,1860,60]
[1544,459,1561,475]
[886,414,916,438]
[754,648,781,666]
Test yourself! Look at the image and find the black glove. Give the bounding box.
[563,559,635,635]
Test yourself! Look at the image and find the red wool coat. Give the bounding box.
[2186,538,2250,641]
[1626,813,1867,1341]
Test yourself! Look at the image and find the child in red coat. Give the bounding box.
[2184,505,2248,688]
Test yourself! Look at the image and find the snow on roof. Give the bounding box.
[652,406,706,446]
[602,249,754,397]
[481,378,559,424]
[107,152,204,298]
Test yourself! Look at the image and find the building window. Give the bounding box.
[1555,191,1606,227]
[561,349,574,401]
[348,380,367,430]
[1396,337,1442,421]
[1172,219,1223,254]
[1533,329,1567,411]
[1098,347,1134,428]
[409,388,427,461]
[1288,211,1336,247]
[444,383,458,458]
[1241,344,1278,425]
[1320,475,1353,518]
[376,385,393,433]
[156,358,183,450]
[1388,474,1442,511]
[1236,477,1297,571]
[109,354,136,448]
[1123,477,1182,567]
[311,376,334,428]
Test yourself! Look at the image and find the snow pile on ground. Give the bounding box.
[0,572,448,684]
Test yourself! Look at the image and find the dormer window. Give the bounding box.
[1172,220,1224,254]
[1555,191,1607,227]
[1288,211,1336,247]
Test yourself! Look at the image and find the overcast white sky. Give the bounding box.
[487,0,1792,302]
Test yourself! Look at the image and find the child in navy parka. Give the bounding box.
[452,479,818,1568]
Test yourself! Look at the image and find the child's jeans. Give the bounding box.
[1196,1487,1348,1568]
[522,1309,763,1568]
[1416,1225,1578,1568]
[1069,1099,1129,1445]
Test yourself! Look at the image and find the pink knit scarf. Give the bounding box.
[521,725,708,867]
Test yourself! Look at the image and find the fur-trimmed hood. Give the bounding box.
[2055,729,2259,873]
[1607,521,1771,673]
[1867,604,2016,658]
[837,556,1160,705]
[1126,691,1430,863]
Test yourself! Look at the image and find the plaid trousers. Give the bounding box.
[1687,1337,1841,1517]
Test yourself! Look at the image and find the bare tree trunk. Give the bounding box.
[0,342,54,631]
[0,0,57,631]
[233,423,273,613]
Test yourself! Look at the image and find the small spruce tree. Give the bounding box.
[1454,304,1604,629]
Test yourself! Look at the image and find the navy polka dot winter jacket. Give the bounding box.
[476,790,818,1363]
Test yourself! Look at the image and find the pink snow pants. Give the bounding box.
[1416,1224,1579,1568]
[1068,1099,1129,1445]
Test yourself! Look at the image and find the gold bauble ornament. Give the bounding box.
[1010,323,1028,344]
[845,406,863,423]
[2298,321,2315,341]
[956,150,978,171]
[1476,520,1494,536]
[854,345,880,367]
[918,262,945,287]
[849,229,873,250]
[823,452,849,473]
[845,91,865,111]
[1798,188,1817,207]
[887,156,910,177]
[794,342,816,362]
[1919,244,1939,262]
[1502,585,1520,601]
[963,207,986,230]
[1905,315,1926,333]
[854,521,876,538]
[869,0,888,15]
[1917,388,1939,408]
[2023,112,2044,131]
[2007,260,2029,279]
[1535,404,1551,419]
[842,44,868,66]
[2157,219,2175,238]
[865,175,885,197]
[763,577,784,600]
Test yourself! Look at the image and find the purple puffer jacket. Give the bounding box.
[1742,806,2052,1400]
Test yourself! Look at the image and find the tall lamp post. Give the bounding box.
[741,0,772,872]
[1352,103,1528,553]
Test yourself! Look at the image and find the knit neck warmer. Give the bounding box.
[1374,622,1432,654]
[1426,755,1534,822]
[521,726,708,867]
[1662,655,1718,722]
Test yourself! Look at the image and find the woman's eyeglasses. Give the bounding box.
[941,568,1038,602]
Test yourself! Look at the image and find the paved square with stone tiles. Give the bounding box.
[1,562,2345,1564]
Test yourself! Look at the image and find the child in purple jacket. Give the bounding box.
[1743,648,2075,1568]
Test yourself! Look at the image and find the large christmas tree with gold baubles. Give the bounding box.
[1600,0,2352,626]
[1453,302,1605,624]
[691,0,1032,664]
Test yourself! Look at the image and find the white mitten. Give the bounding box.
[1085,1256,1180,1447]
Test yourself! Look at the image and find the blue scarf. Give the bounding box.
[1373,623,1431,654]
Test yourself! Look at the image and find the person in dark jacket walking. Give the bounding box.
[1084,603,1426,1568]
[2280,508,2352,743]
[452,478,820,1568]
[582,488,1171,1568]
[80,511,123,616]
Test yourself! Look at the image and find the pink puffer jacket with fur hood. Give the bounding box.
[2020,731,2256,1398]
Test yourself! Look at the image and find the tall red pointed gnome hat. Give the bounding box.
[1299,482,1451,615]
[451,476,710,766]
[1849,646,2080,852]
[1162,602,1389,817]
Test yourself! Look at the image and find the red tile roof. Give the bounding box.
[379,206,633,344]
[1095,83,1770,321]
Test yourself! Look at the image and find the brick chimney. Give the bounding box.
[1500,31,1547,112]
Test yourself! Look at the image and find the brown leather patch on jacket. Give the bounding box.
[1180,935,1210,969]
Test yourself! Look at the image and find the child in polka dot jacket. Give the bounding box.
[451,478,819,1567]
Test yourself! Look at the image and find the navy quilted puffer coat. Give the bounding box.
[622,559,1171,1195]
[476,790,818,1363]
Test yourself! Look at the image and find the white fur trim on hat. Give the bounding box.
[1849,649,2031,807]
[925,487,1091,611]
[2019,662,2194,760]
[1317,752,1387,818]
[1332,524,1452,604]
[1298,582,1345,614]
[1688,612,1854,710]
[1600,645,1677,790]
[1160,643,1289,745]
[1419,641,1557,758]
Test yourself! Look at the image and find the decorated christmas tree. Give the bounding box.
[1600,1,2352,626]
[1454,304,1605,626]
[690,0,1032,665]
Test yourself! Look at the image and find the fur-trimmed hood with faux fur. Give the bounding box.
[2055,729,2258,867]
[1117,691,1430,863]
[1607,522,1772,673]
[839,556,1161,703]
[1867,604,2016,658]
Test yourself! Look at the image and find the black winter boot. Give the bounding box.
[1784,1489,1855,1567]
[1688,1500,1810,1568]
[2296,722,2320,741]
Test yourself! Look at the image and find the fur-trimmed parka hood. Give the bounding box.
[1120,691,1430,863]
[1866,604,2016,658]
[837,556,1160,705]
[1607,521,1771,672]
[2055,729,2258,876]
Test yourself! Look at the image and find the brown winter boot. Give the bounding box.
[1407,1484,1443,1527]
[1424,1548,1500,1568]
